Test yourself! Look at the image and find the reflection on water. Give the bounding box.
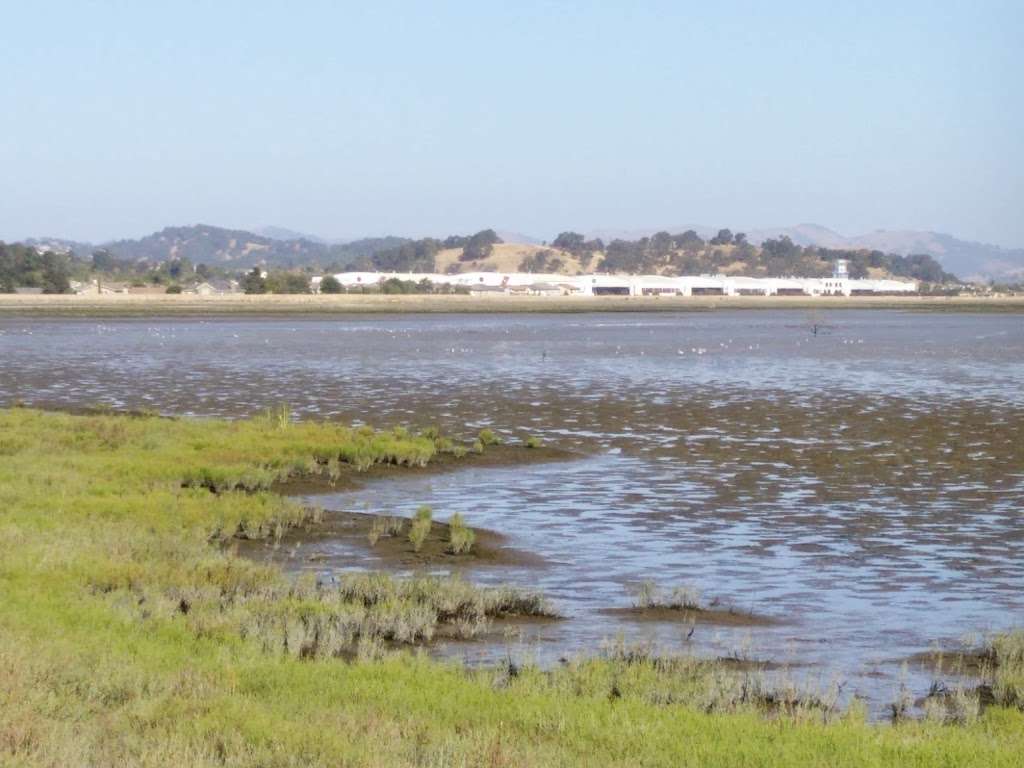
[2,310,1023,711]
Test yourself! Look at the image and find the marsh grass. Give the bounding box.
[446,513,476,554]
[895,630,1024,729]
[524,435,543,449]
[408,505,433,552]
[478,428,501,447]
[2,408,1024,767]
[633,581,701,611]
[367,515,405,546]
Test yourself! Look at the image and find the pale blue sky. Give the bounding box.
[2,1,1021,246]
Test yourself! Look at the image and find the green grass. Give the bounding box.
[1,407,1023,766]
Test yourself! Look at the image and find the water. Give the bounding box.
[2,309,1022,711]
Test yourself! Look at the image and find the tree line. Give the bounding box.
[3,224,960,294]
[0,243,74,293]
[548,229,955,283]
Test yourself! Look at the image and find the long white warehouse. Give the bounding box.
[313,269,918,297]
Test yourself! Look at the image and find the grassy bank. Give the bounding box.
[2,292,1024,316]
[1,408,1023,767]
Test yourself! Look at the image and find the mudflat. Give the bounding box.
[2,291,1023,315]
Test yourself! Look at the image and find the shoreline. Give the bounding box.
[2,292,1024,315]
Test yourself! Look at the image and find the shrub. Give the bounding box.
[478,429,501,447]
[408,505,432,552]
[525,435,543,449]
[632,581,701,611]
[368,515,405,546]
[447,513,476,555]
[320,275,343,294]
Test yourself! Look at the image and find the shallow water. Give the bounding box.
[2,310,1023,712]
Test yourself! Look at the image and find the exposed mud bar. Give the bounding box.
[599,605,781,628]
[238,508,547,570]
[272,443,580,495]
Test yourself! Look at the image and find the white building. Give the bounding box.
[317,270,918,297]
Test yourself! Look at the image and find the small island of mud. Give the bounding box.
[599,604,781,628]
[237,508,548,571]
[272,442,579,496]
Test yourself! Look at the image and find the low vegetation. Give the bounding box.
[477,427,502,447]
[634,580,702,611]
[446,512,476,555]
[908,631,1024,724]
[1,407,1022,766]
[366,514,405,546]
[407,504,433,552]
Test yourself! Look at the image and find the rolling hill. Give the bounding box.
[585,224,1023,282]
[16,222,1023,283]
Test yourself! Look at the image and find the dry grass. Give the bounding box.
[434,242,583,274]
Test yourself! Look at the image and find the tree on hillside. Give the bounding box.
[458,230,502,262]
[710,229,733,246]
[675,230,704,251]
[553,232,586,252]
[371,239,439,272]
[650,231,675,258]
[733,232,747,245]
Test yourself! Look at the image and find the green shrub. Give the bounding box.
[368,515,405,546]
[632,581,701,611]
[525,435,543,449]
[478,429,502,447]
[408,505,432,552]
[446,513,476,555]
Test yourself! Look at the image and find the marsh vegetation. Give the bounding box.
[2,407,1022,766]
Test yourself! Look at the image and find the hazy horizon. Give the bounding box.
[3,1,1022,248]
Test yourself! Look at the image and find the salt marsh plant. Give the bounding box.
[264,402,292,429]
[525,435,543,449]
[3,407,1024,767]
[478,428,501,447]
[408,504,433,552]
[446,513,476,554]
[367,515,405,545]
[633,581,701,611]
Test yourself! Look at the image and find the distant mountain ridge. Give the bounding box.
[746,225,1024,282]
[16,222,1024,282]
[26,225,411,270]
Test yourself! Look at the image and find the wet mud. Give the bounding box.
[3,310,1023,715]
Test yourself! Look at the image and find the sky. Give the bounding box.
[1,1,1022,247]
